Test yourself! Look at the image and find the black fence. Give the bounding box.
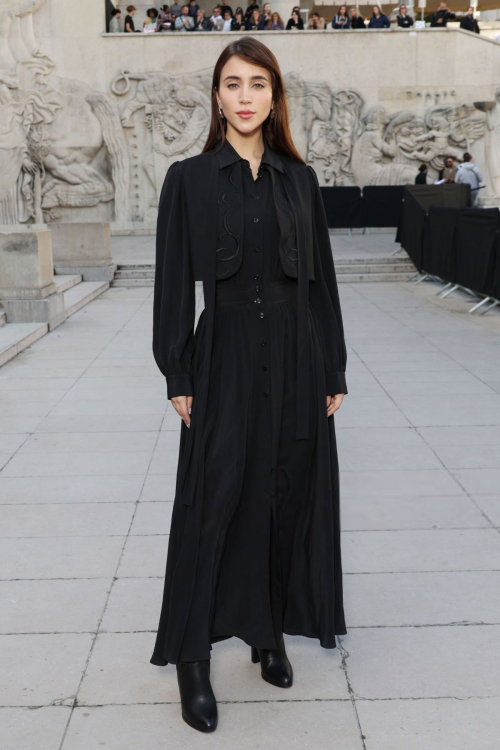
[398,184,500,301]
[320,185,406,229]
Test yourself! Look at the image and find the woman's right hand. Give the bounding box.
[171,395,194,427]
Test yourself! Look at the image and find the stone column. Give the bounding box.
[0,226,65,328]
[50,222,117,282]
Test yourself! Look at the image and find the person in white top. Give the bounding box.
[455,152,484,206]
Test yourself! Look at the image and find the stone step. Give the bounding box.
[53,274,83,293]
[117,263,155,271]
[114,270,155,279]
[335,258,413,267]
[336,263,414,274]
[0,322,48,367]
[63,281,110,317]
[337,272,413,283]
[112,278,155,287]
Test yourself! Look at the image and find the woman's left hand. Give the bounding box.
[327,394,344,417]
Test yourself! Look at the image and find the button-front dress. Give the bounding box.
[150,136,348,666]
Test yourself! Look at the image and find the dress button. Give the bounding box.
[263,390,269,397]
[259,312,265,318]
[255,285,260,292]
[253,274,259,280]
[255,297,261,304]
[253,217,259,223]
[261,338,267,346]
[255,195,260,200]
[262,365,267,370]
[254,246,260,252]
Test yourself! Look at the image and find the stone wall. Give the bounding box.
[3,0,500,230]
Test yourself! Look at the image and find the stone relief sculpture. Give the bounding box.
[0,0,129,226]
[474,88,500,197]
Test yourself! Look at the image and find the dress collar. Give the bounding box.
[215,133,285,173]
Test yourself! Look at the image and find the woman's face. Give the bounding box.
[217,57,273,137]
[252,9,259,20]
[373,5,380,14]
[263,3,270,12]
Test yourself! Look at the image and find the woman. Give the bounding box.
[143,7,159,31]
[349,6,365,27]
[156,4,173,31]
[285,9,304,29]
[460,6,480,33]
[270,10,285,29]
[415,163,428,184]
[124,4,138,32]
[368,5,390,27]
[331,4,350,28]
[232,9,246,29]
[396,3,414,27]
[246,7,263,29]
[150,37,348,733]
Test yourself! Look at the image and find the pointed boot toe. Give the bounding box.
[250,642,294,689]
[176,659,218,732]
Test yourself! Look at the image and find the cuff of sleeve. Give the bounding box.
[325,370,347,396]
[166,373,194,399]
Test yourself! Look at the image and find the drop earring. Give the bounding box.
[218,105,225,119]
[269,107,275,118]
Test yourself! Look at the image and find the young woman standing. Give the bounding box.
[150,37,348,733]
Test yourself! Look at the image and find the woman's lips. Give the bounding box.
[237,112,255,119]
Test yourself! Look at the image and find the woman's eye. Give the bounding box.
[227,83,265,89]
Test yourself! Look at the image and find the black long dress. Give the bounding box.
[150,136,348,666]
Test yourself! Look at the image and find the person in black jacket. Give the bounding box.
[286,9,304,28]
[397,4,414,27]
[430,2,456,27]
[349,7,366,27]
[460,6,480,33]
[415,164,428,184]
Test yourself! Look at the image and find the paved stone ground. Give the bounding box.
[1,233,500,749]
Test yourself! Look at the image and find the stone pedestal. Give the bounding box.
[50,222,117,282]
[0,227,65,329]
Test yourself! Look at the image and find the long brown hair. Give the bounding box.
[202,37,305,164]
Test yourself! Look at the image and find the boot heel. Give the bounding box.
[250,646,260,663]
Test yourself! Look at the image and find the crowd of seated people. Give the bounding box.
[108,2,480,33]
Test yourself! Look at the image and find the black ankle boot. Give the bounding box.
[176,659,218,732]
[250,634,293,688]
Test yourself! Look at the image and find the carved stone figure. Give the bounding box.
[474,89,500,196]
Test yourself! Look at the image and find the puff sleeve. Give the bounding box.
[307,164,348,396]
[152,160,196,399]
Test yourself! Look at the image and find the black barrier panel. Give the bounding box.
[454,209,499,296]
[423,207,460,282]
[400,187,427,272]
[320,187,363,229]
[363,186,405,228]
[493,232,500,301]
[408,183,471,211]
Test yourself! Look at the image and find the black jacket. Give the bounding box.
[350,15,366,27]
[397,13,414,27]
[460,15,479,33]
[153,135,347,488]
[430,9,456,26]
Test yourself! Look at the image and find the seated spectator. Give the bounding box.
[143,8,159,32]
[368,5,390,27]
[232,9,247,28]
[222,8,234,28]
[188,0,200,15]
[415,164,428,184]
[286,9,304,29]
[460,6,480,33]
[220,3,234,15]
[124,5,140,32]
[332,4,350,28]
[194,8,212,28]
[455,152,483,205]
[157,5,174,30]
[170,1,182,18]
[430,2,455,27]
[349,7,366,27]
[211,5,225,28]
[175,4,195,29]
[246,8,264,28]
[438,156,458,182]
[397,4,413,27]
[308,11,326,28]
[270,11,285,28]
[109,7,121,32]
